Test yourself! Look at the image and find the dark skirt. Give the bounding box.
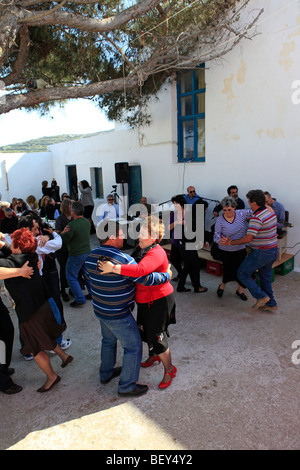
[219,248,247,285]
[137,293,176,355]
[19,300,64,357]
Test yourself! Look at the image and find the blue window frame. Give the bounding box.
[177,65,205,162]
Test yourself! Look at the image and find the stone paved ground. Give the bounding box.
[1,238,299,450]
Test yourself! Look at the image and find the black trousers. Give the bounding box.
[56,245,69,292]
[0,297,14,391]
[84,205,96,234]
[170,244,183,277]
[177,249,201,291]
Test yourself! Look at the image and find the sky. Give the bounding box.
[0,99,114,147]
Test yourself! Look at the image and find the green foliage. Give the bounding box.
[1,1,258,124]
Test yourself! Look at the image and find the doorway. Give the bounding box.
[128,165,142,206]
[67,165,78,200]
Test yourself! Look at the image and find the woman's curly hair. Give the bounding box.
[11,227,37,253]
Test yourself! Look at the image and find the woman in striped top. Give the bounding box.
[213,197,252,300]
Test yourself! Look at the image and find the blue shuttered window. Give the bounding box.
[177,65,205,162]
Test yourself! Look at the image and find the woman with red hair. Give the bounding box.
[0,228,73,392]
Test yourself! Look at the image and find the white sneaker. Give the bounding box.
[60,339,72,350]
[23,354,34,361]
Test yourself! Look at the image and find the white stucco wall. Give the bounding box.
[0,0,299,270]
[0,152,53,203]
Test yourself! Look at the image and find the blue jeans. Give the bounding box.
[66,254,92,304]
[237,248,278,306]
[98,314,142,393]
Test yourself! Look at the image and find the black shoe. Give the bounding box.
[101,367,122,384]
[118,384,149,397]
[2,383,23,394]
[85,294,92,300]
[61,290,70,302]
[236,290,247,301]
[70,300,85,308]
[217,285,224,297]
[8,368,15,376]
[177,287,191,292]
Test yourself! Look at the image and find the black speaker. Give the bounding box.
[115,162,130,183]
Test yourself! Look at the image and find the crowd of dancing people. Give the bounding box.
[0,181,281,396]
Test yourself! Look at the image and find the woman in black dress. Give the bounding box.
[0,228,73,392]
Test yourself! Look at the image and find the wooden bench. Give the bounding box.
[163,244,294,278]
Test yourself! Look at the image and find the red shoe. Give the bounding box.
[158,366,177,389]
[141,356,161,368]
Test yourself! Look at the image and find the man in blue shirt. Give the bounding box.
[184,186,201,205]
[264,191,285,234]
[85,220,171,397]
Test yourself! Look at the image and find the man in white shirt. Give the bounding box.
[99,194,123,222]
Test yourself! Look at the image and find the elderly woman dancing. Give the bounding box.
[213,196,252,300]
[0,228,73,392]
[99,216,177,390]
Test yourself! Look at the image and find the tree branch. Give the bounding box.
[2,25,30,86]
[19,0,163,32]
[0,75,140,114]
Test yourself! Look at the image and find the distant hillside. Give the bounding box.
[0,133,100,153]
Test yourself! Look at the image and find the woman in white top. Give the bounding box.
[78,180,95,234]
[213,197,252,300]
